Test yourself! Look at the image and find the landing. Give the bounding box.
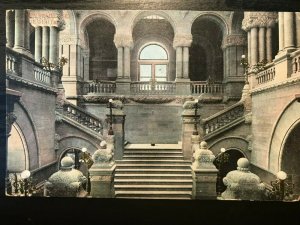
[125,143,182,150]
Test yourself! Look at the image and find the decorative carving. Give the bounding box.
[114,34,134,48]
[192,141,216,170]
[6,113,17,135]
[54,133,60,151]
[173,34,193,48]
[92,139,115,167]
[222,34,246,48]
[59,35,78,45]
[242,12,278,31]
[29,10,65,30]
[55,111,63,123]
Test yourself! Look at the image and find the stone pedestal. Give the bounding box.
[175,79,191,95]
[90,164,116,198]
[191,141,218,200]
[116,79,131,95]
[192,168,218,199]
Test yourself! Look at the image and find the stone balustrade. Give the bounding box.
[6,50,19,75]
[291,50,300,76]
[84,81,116,94]
[63,102,104,135]
[34,66,51,84]
[203,102,244,135]
[256,63,276,85]
[191,81,224,94]
[130,81,176,95]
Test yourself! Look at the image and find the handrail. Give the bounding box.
[191,81,224,94]
[84,80,116,94]
[256,62,276,85]
[130,81,176,95]
[62,101,104,135]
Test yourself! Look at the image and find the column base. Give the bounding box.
[90,164,116,198]
[192,168,218,200]
[175,78,191,95]
[13,46,33,58]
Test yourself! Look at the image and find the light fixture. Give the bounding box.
[213,148,230,196]
[193,99,199,135]
[269,170,294,201]
[108,99,114,135]
[10,170,36,197]
[80,147,94,195]
[240,54,249,84]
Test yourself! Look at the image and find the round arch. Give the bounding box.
[229,11,245,34]
[190,12,229,36]
[131,11,176,34]
[269,99,300,173]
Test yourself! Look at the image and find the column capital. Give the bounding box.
[29,10,65,31]
[113,33,133,49]
[242,12,278,31]
[222,34,247,49]
[173,34,193,48]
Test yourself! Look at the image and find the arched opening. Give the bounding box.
[86,18,117,81]
[7,123,29,173]
[138,44,168,81]
[132,14,175,81]
[190,17,224,82]
[281,122,300,195]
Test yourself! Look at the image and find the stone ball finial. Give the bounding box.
[60,156,74,169]
[100,140,107,149]
[200,141,208,149]
[237,158,250,171]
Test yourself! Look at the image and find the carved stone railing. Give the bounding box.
[256,63,276,85]
[6,49,19,75]
[62,101,104,135]
[191,81,224,94]
[34,66,51,84]
[130,81,176,95]
[84,80,116,94]
[291,50,300,76]
[202,102,245,136]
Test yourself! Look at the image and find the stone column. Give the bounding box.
[175,47,183,79]
[278,12,284,51]
[117,47,123,79]
[34,26,42,62]
[14,10,25,50]
[296,12,300,48]
[49,26,58,65]
[183,46,189,79]
[247,32,251,61]
[266,27,273,62]
[250,27,258,65]
[6,10,15,48]
[124,46,130,79]
[283,12,295,49]
[24,11,30,51]
[259,27,266,61]
[42,26,49,60]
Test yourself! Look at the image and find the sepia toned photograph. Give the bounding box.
[2,0,300,224]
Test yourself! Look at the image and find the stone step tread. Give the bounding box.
[114,179,192,182]
[123,155,184,158]
[125,144,182,150]
[117,160,191,162]
[115,185,193,188]
[115,191,192,195]
[116,164,191,167]
[115,174,192,177]
[116,196,191,200]
[115,168,191,172]
[124,151,183,154]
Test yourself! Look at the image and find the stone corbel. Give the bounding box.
[222,34,247,49]
[173,34,193,48]
[242,12,278,31]
[29,10,66,31]
[113,33,134,49]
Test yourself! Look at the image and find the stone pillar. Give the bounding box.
[124,46,130,79]
[90,138,116,198]
[181,100,201,160]
[117,47,123,79]
[283,12,295,50]
[34,26,42,62]
[250,27,258,65]
[296,12,300,48]
[24,11,30,51]
[175,47,183,79]
[192,141,218,200]
[49,26,58,65]
[183,46,189,79]
[278,12,285,51]
[6,10,15,48]
[259,27,266,61]
[266,27,273,62]
[247,31,251,61]
[42,26,49,60]
[14,10,25,50]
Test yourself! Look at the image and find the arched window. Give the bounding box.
[138,44,168,81]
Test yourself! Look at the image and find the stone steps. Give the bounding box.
[114,144,192,199]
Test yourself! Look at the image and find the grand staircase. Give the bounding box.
[114,144,193,199]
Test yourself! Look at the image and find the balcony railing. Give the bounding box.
[84,80,116,94]
[34,66,51,84]
[62,101,104,135]
[191,81,224,94]
[256,63,276,85]
[202,102,245,135]
[6,50,19,75]
[291,51,300,76]
[130,81,176,95]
